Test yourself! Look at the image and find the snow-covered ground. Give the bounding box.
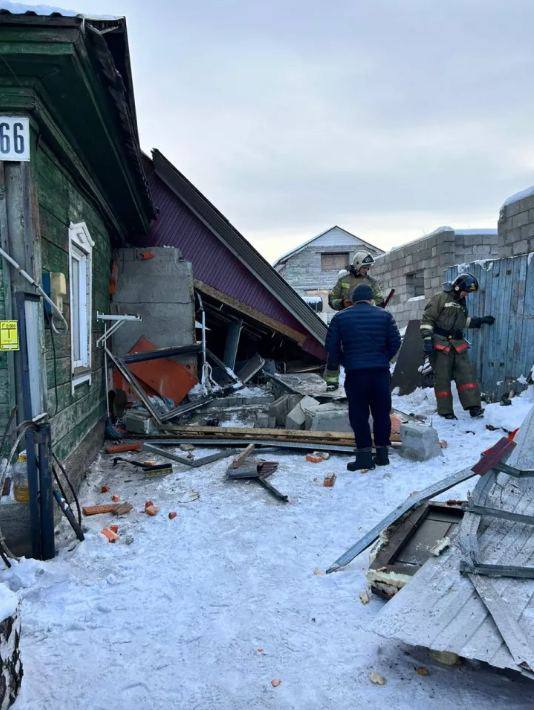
[4,388,534,709]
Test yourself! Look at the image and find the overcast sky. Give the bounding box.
[9,0,534,261]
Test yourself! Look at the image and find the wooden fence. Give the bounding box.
[444,254,534,401]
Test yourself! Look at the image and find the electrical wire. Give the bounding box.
[52,452,82,526]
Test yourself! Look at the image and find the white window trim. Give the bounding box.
[68,221,94,391]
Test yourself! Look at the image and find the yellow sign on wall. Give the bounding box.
[0,321,19,351]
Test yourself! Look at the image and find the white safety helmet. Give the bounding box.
[352,251,375,270]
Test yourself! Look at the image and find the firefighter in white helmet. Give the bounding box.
[328,251,384,310]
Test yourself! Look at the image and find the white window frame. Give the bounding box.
[68,221,94,391]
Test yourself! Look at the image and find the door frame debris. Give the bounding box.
[367,501,464,598]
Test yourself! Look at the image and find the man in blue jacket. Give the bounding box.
[324,284,401,471]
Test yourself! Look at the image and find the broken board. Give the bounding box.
[390,319,427,395]
[158,425,399,445]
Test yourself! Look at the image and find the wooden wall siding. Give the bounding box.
[0,223,13,447]
[445,254,534,401]
[35,142,112,460]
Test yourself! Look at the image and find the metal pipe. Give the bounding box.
[0,245,68,330]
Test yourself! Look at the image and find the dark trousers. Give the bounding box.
[344,368,392,449]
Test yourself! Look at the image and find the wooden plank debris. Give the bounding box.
[82,502,133,516]
[159,424,400,445]
[231,444,255,469]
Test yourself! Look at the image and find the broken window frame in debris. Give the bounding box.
[367,501,464,599]
[68,221,94,389]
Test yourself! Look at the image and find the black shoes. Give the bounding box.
[347,448,390,470]
[439,412,457,420]
[347,449,375,471]
[374,447,389,466]
[469,405,484,418]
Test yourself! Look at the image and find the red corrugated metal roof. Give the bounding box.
[142,153,326,360]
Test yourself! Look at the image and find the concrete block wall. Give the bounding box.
[112,247,196,356]
[372,227,500,329]
[498,188,534,257]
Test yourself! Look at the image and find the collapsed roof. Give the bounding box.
[141,149,327,361]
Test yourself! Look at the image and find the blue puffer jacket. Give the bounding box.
[325,302,401,371]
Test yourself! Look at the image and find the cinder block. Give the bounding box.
[123,411,159,435]
[399,422,441,461]
[285,396,320,430]
[307,403,353,433]
[268,394,302,426]
[513,239,529,255]
[254,413,277,428]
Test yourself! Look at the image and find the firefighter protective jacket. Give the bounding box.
[328,271,383,311]
[420,291,475,353]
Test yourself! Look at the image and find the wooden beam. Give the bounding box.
[232,444,255,469]
[194,280,307,345]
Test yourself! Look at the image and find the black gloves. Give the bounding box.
[470,315,495,328]
[423,339,433,355]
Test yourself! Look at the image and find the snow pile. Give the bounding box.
[0,582,17,622]
[484,385,534,431]
[502,185,534,207]
[238,386,268,398]
[0,2,77,15]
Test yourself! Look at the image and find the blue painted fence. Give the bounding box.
[444,254,534,402]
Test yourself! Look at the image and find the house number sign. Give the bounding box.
[0,117,30,162]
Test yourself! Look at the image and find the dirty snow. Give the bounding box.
[4,389,534,709]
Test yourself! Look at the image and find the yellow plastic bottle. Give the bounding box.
[13,451,29,503]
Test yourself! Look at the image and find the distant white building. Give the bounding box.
[273,226,384,322]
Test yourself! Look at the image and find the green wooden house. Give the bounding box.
[0,9,154,549]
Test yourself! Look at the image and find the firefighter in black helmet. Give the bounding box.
[420,273,495,419]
